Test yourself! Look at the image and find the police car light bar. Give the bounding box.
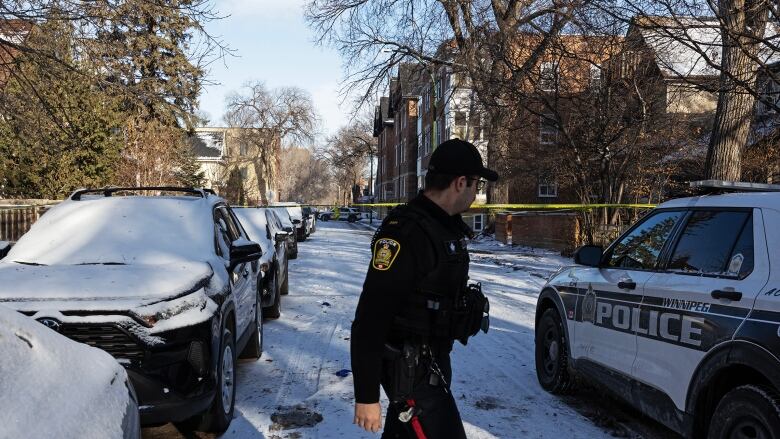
[690,180,780,192]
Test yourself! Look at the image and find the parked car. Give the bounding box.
[269,206,299,259]
[0,303,140,439]
[319,207,360,222]
[535,181,780,438]
[302,206,316,234]
[273,202,309,241]
[0,187,264,433]
[234,207,290,315]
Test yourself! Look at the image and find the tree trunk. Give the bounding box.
[486,108,511,204]
[705,0,768,180]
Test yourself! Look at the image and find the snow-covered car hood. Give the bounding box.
[0,261,213,311]
[0,304,131,439]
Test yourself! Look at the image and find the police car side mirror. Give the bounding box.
[574,245,603,267]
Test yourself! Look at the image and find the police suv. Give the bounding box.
[535,181,780,439]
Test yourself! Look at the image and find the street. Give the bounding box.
[144,221,674,439]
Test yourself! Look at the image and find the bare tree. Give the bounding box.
[279,146,334,203]
[223,82,320,204]
[585,1,779,180]
[116,117,203,187]
[307,1,588,201]
[317,119,374,205]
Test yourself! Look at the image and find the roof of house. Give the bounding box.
[190,129,225,159]
[632,16,780,78]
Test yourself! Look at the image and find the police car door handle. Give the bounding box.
[711,289,742,301]
[617,281,637,290]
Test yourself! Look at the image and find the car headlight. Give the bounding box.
[132,289,217,329]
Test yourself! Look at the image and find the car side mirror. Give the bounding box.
[0,241,11,260]
[283,226,293,233]
[229,239,262,271]
[573,245,603,267]
[274,231,289,243]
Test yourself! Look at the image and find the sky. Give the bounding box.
[199,0,349,137]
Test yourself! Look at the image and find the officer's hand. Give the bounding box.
[354,402,382,433]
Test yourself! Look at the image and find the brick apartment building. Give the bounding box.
[373,63,491,232]
[373,15,778,227]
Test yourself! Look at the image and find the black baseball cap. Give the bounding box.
[427,139,498,181]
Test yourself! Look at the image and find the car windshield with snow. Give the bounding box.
[272,203,309,241]
[269,206,299,259]
[535,184,780,438]
[0,187,265,434]
[233,207,290,319]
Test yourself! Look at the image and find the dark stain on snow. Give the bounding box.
[270,404,324,430]
[475,396,505,410]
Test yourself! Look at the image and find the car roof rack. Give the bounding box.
[70,187,211,201]
[690,180,780,193]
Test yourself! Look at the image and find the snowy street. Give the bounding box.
[144,221,668,439]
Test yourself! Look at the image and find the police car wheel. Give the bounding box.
[535,308,573,394]
[708,385,780,439]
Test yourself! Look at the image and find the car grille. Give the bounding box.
[60,324,144,362]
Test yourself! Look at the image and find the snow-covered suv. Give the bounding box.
[535,182,780,438]
[0,187,264,433]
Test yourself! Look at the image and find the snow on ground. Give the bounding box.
[144,221,616,438]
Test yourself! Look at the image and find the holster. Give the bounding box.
[382,341,423,402]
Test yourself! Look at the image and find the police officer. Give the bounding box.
[351,138,498,438]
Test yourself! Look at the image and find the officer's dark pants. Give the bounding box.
[380,350,467,439]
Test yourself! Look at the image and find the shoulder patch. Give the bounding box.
[372,238,401,271]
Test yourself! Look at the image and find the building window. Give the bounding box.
[539,62,558,91]
[760,78,780,115]
[454,111,467,127]
[473,214,484,232]
[538,181,558,198]
[589,64,602,90]
[472,126,484,142]
[239,143,247,156]
[540,113,558,145]
[240,167,248,179]
[400,177,406,197]
[401,139,406,163]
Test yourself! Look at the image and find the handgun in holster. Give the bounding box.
[383,341,420,402]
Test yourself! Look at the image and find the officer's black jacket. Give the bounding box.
[351,193,470,404]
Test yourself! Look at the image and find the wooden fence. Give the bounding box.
[0,206,52,242]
